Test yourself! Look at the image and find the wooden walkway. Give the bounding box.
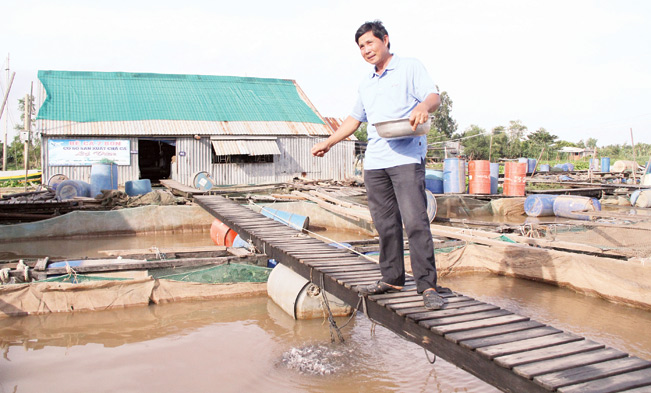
[195,195,651,393]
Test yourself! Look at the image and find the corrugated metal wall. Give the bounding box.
[176,136,354,186]
[41,136,354,187]
[41,136,140,185]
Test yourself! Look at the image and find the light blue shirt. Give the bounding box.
[350,55,438,170]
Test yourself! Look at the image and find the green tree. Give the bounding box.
[586,137,598,149]
[354,122,368,142]
[460,125,490,160]
[12,95,40,169]
[430,90,457,138]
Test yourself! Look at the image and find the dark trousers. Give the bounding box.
[364,161,437,294]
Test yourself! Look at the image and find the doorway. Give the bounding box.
[138,139,176,183]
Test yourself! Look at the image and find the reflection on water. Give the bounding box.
[2,273,649,392]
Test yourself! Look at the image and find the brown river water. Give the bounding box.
[0,233,650,392]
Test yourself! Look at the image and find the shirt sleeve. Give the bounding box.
[350,93,367,123]
[411,59,439,102]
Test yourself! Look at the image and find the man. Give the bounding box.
[311,21,446,310]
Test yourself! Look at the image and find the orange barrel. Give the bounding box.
[503,162,527,196]
[210,218,238,246]
[468,160,491,194]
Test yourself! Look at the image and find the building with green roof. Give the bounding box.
[36,70,354,187]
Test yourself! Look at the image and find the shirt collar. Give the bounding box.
[371,54,399,79]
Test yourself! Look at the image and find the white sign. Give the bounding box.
[48,139,131,166]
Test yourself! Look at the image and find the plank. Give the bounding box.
[396,300,483,316]
[432,314,531,336]
[404,304,499,322]
[477,332,583,360]
[318,265,382,273]
[494,340,605,369]
[420,309,512,328]
[557,368,651,393]
[460,326,562,350]
[513,348,628,379]
[535,357,651,391]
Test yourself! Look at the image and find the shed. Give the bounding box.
[36,70,354,188]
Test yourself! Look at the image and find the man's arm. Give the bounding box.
[311,116,362,157]
[409,93,441,130]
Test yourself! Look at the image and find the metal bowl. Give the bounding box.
[374,118,431,139]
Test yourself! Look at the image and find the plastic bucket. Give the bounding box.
[490,163,499,194]
[125,179,152,196]
[524,195,558,217]
[468,160,491,194]
[56,180,91,201]
[90,163,118,198]
[539,164,550,173]
[503,162,527,196]
[261,207,309,230]
[426,190,437,222]
[210,218,238,246]
[553,195,601,220]
[47,174,68,191]
[425,169,444,194]
[443,158,465,194]
[192,171,215,191]
[601,157,611,173]
[630,190,642,206]
[634,190,651,208]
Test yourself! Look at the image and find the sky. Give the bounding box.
[2,0,650,147]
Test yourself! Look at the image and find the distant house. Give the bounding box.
[36,70,354,187]
[558,146,595,161]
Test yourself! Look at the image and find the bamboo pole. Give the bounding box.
[630,128,637,184]
[1,71,15,171]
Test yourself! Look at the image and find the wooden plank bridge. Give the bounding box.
[195,195,651,393]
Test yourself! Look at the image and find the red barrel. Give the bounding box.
[503,162,527,196]
[210,219,238,246]
[468,160,491,194]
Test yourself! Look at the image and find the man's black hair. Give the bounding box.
[355,20,390,49]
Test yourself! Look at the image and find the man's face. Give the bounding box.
[357,31,390,67]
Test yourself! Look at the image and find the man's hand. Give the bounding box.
[409,103,430,131]
[311,141,331,157]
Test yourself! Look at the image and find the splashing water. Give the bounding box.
[280,344,355,376]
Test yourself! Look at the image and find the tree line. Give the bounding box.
[354,90,650,166]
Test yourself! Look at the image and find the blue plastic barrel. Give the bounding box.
[192,171,215,191]
[443,158,465,194]
[233,234,251,249]
[539,164,550,172]
[490,163,499,194]
[56,180,91,201]
[125,179,152,196]
[601,157,611,173]
[90,163,118,198]
[261,207,309,230]
[527,159,537,174]
[524,195,558,217]
[426,190,437,222]
[553,195,601,220]
[425,169,444,194]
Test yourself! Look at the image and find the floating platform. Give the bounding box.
[195,194,651,393]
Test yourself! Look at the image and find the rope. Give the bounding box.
[320,273,345,344]
[424,348,437,364]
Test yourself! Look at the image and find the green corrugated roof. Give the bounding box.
[36,70,324,124]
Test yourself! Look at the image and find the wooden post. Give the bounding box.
[489,132,494,162]
[530,147,545,177]
[23,93,31,192]
[630,128,637,185]
[1,71,15,171]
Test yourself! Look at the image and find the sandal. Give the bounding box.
[423,289,446,310]
[358,281,403,295]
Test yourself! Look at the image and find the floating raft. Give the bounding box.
[195,195,651,393]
